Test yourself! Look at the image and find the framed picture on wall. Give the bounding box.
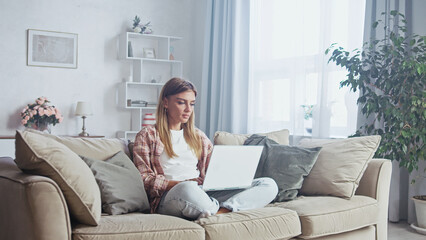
[27,29,78,68]
[143,48,156,59]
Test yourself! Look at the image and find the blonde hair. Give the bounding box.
[156,77,202,159]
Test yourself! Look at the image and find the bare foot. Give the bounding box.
[216,207,231,214]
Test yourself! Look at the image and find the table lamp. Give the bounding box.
[75,101,93,137]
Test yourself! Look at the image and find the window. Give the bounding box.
[248,0,366,138]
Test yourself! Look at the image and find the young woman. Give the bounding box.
[133,77,278,220]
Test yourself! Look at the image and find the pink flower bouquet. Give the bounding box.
[21,97,63,129]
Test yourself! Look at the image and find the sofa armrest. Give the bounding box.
[355,158,392,240]
[356,158,392,200]
[0,157,71,240]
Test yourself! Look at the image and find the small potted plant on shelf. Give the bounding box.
[132,15,153,34]
[326,10,425,232]
[21,97,63,133]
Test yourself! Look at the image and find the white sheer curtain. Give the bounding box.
[248,0,366,139]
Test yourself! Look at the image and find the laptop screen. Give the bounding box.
[202,145,264,191]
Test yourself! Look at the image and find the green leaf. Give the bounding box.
[408,164,414,173]
[401,131,409,138]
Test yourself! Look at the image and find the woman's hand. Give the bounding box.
[185,178,202,185]
[166,180,181,191]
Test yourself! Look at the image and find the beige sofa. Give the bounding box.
[0,130,392,240]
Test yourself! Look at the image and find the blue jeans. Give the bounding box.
[157,177,278,220]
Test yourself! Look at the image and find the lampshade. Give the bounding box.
[75,102,93,116]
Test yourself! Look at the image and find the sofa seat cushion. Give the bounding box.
[72,213,204,240]
[268,195,379,239]
[195,207,301,240]
[305,225,376,240]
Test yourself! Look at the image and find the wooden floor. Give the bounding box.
[388,221,425,240]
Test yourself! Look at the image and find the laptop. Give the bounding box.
[201,145,264,191]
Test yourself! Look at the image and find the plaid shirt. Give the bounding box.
[133,125,213,213]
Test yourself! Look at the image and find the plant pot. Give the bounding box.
[412,196,426,229]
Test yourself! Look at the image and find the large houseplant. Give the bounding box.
[326,10,425,229]
[326,10,425,175]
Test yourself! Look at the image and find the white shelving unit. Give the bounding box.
[117,33,183,140]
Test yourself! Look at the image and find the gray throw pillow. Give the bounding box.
[80,151,150,215]
[244,134,321,202]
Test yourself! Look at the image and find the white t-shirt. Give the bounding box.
[159,129,200,181]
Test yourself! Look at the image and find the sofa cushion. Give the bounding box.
[269,196,379,239]
[14,130,101,226]
[298,136,381,198]
[72,213,205,240]
[24,129,129,160]
[306,226,376,240]
[80,151,150,215]
[214,129,290,145]
[244,134,321,201]
[195,207,301,240]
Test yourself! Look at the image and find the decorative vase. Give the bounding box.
[304,118,313,136]
[142,113,156,127]
[128,41,134,57]
[169,46,175,60]
[30,122,52,134]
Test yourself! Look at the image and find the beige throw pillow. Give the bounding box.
[214,129,290,145]
[298,135,381,198]
[25,129,129,160]
[14,130,101,226]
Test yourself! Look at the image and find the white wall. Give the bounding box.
[0,0,207,138]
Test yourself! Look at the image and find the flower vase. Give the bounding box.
[304,118,313,135]
[30,122,52,134]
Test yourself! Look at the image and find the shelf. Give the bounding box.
[120,32,183,61]
[127,32,182,40]
[118,31,183,140]
[125,106,157,110]
[116,131,139,140]
[125,82,164,86]
[133,61,182,83]
[117,82,161,109]
[126,57,182,63]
